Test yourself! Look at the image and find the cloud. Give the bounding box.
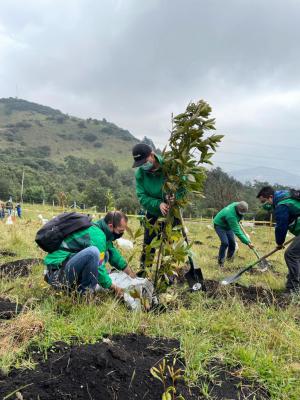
[0,0,300,173]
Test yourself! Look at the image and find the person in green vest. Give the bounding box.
[44,211,135,296]
[257,186,300,293]
[132,143,184,275]
[213,201,254,267]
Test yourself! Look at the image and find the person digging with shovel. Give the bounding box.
[257,186,300,294]
[213,201,255,268]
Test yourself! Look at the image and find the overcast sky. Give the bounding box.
[1,0,300,175]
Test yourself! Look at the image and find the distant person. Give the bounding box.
[257,186,300,294]
[5,199,13,216]
[213,201,254,268]
[131,143,185,276]
[44,211,136,296]
[0,202,5,219]
[16,203,22,218]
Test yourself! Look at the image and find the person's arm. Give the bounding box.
[107,241,127,271]
[275,205,290,246]
[89,229,113,289]
[226,216,251,244]
[135,172,162,215]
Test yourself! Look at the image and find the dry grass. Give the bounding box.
[0,311,44,358]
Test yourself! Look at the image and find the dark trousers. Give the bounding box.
[214,225,236,264]
[284,235,300,292]
[140,214,162,269]
[140,213,180,270]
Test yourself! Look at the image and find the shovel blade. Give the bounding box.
[258,259,270,272]
[185,269,206,291]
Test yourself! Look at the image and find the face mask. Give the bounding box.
[262,202,272,211]
[113,231,124,240]
[141,161,154,171]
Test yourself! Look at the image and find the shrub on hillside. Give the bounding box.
[83,133,97,142]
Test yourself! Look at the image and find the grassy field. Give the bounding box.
[0,207,300,399]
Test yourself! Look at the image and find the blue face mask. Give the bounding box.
[141,161,154,171]
[262,202,272,211]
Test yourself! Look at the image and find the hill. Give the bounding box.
[230,166,300,187]
[0,98,142,210]
[0,97,138,169]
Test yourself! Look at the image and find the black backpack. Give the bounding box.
[35,212,93,253]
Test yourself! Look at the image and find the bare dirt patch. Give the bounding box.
[205,279,291,308]
[0,258,42,279]
[0,334,269,400]
[0,298,22,319]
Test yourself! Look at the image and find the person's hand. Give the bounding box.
[160,202,169,216]
[276,244,285,250]
[248,243,255,249]
[111,284,124,298]
[123,266,136,278]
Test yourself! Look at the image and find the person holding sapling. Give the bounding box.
[132,143,184,275]
[213,201,254,268]
[257,186,300,294]
[132,101,223,291]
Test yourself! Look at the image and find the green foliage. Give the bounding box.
[162,100,223,206]
[150,358,186,400]
[150,100,223,291]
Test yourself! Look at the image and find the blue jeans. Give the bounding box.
[214,225,236,264]
[48,246,99,293]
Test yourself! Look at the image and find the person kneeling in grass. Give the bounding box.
[44,211,136,297]
[213,201,254,268]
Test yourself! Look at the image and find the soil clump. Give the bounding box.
[0,334,269,400]
[0,258,42,279]
[0,250,17,257]
[0,298,22,319]
[205,279,292,308]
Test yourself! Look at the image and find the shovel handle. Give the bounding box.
[251,247,261,260]
[221,237,295,285]
[255,237,294,264]
[178,209,195,271]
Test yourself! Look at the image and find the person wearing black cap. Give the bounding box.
[132,143,182,274]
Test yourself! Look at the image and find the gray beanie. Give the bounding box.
[236,201,248,215]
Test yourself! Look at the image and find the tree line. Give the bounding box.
[0,156,287,218]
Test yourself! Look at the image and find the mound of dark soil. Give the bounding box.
[0,334,268,400]
[0,297,22,319]
[0,258,42,279]
[0,250,17,257]
[207,361,269,400]
[205,279,291,308]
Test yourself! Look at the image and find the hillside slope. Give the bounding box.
[0,98,138,169]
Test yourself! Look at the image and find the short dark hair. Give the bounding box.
[256,186,274,198]
[104,211,128,227]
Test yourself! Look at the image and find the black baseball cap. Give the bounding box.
[132,143,152,168]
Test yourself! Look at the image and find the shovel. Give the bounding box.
[221,237,294,285]
[178,209,206,291]
[252,247,270,271]
[239,223,270,271]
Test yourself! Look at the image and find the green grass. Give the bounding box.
[0,214,300,399]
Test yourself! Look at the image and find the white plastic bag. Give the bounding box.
[110,271,154,311]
